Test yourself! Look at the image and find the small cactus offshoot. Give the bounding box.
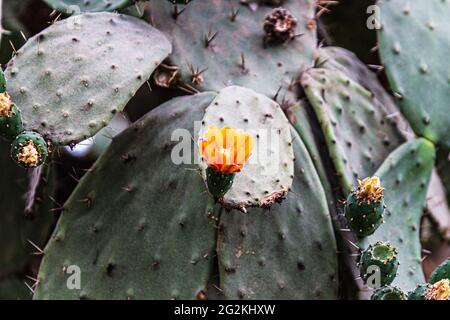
[10,131,48,168]
[345,176,385,237]
[359,241,399,287]
[371,286,406,300]
[199,124,254,199]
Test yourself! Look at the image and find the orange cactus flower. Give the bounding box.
[199,124,254,175]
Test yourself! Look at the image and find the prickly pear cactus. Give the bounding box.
[378,0,450,149]
[0,0,448,302]
[150,0,317,103]
[5,12,171,145]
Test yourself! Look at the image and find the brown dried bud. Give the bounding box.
[263,8,297,44]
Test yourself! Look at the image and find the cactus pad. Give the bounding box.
[34,93,221,299]
[301,68,404,194]
[42,0,134,13]
[5,12,171,146]
[150,0,317,103]
[360,138,435,292]
[199,86,294,210]
[216,129,338,299]
[378,0,450,149]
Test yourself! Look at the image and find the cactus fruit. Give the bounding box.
[10,131,48,168]
[345,176,385,238]
[0,92,23,141]
[378,0,450,149]
[205,168,235,199]
[5,12,171,146]
[408,284,432,300]
[408,280,450,300]
[263,8,297,45]
[371,286,406,300]
[199,86,294,210]
[359,241,399,287]
[429,259,450,284]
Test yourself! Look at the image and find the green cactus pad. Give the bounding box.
[378,0,450,149]
[429,259,450,284]
[317,46,408,125]
[345,192,384,238]
[10,131,48,168]
[371,286,406,300]
[5,12,171,146]
[359,241,399,287]
[150,0,317,103]
[216,129,338,299]
[34,93,221,299]
[199,86,294,210]
[42,0,134,13]
[0,100,23,141]
[301,68,405,194]
[360,138,435,292]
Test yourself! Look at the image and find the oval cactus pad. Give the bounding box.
[199,86,294,211]
[5,12,171,146]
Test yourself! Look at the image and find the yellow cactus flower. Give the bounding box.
[356,176,384,203]
[427,279,450,300]
[199,124,254,175]
[0,92,12,117]
[17,141,40,167]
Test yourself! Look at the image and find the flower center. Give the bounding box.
[0,92,13,117]
[427,279,450,300]
[18,141,40,167]
[356,176,384,202]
